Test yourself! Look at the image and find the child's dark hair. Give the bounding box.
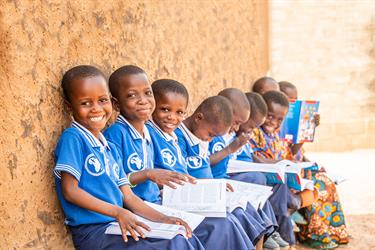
[218,88,249,113]
[278,81,296,94]
[245,92,267,118]
[262,90,289,108]
[195,96,233,128]
[152,79,189,104]
[61,65,105,102]
[251,76,277,93]
[109,65,146,99]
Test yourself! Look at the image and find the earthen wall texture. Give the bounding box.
[270,0,375,152]
[0,1,268,248]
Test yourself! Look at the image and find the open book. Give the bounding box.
[226,179,273,212]
[228,159,316,191]
[105,202,204,240]
[279,99,320,144]
[162,179,227,217]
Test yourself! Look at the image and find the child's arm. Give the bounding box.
[61,172,150,242]
[120,185,192,238]
[210,133,252,166]
[128,169,196,189]
[252,154,278,164]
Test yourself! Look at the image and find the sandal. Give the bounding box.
[303,240,338,249]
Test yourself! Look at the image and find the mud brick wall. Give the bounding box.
[0,1,268,248]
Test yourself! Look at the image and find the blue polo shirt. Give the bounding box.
[146,121,188,174]
[208,134,236,178]
[234,142,255,162]
[104,115,160,203]
[174,123,213,179]
[54,121,129,226]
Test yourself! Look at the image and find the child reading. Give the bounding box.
[279,81,349,249]
[54,65,197,250]
[103,68,253,250]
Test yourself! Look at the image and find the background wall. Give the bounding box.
[0,1,269,248]
[270,0,375,151]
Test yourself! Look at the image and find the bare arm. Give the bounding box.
[61,172,150,242]
[252,154,278,164]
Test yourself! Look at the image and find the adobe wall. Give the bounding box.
[270,0,375,151]
[0,1,268,248]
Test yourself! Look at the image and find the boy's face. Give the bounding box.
[68,76,112,137]
[192,115,230,142]
[115,73,155,123]
[262,102,288,134]
[152,92,187,134]
[238,113,266,135]
[283,87,298,100]
[230,109,250,133]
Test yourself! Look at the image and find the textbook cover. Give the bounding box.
[280,100,320,144]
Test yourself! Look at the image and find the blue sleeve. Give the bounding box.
[54,131,83,181]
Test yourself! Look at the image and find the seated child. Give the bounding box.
[279,81,349,249]
[54,65,198,250]
[172,93,270,248]
[208,90,288,250]
[251,77,280,95]
[249,91,319,248]
[103,68,253,250]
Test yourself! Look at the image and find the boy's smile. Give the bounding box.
[115,73,155,131]
[68,76,112,138]
[262,102,288,135]
[152,92,187,134]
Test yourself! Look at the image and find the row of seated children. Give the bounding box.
[54,64,348,250]
[249,77,349,249]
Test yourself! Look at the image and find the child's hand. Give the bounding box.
[226,183,234,192]
[228,132,253,153]
[147,169,194,189]
[314,113,320,127]
[115,208,151,242]
[160,216,192,238]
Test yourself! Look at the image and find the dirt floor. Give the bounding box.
[295,150,375,249]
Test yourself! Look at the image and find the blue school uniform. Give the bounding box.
[209,135,277,238]
[104,115,160,203]
[54,121,200,250]
[148,121,255,249]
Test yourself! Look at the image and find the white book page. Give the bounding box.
[226,179,273,210]
[228,160,286,182]
[162,179,226,217]
[104,215,185,239]
[300,178,315,191]
[144,201,205,231]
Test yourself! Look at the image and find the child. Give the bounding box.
[103,68,253,250]
[279,81,349,249]
[54,65,198,250]
[249,91,319,249]
[251,77,280,95]
[173,93,270,249]
[208,90,289,250]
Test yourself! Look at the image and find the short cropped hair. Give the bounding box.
[109,65,146,99]
[251,76,278,93]
[245,92,268,118]
[195,96,233,128]
[152,79,189,104]
[61,65,105,102]
[278,81,296,93]
[218,88,250,113]
[262,90,289,108]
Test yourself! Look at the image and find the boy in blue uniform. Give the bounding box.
[173,93,270,249]
[104,68,253,250]
[54,65,198,250]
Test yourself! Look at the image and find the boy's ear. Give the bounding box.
[111,97,120,112]
[64,99,72,113]
[195,112,204,122]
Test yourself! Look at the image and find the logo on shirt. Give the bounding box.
[85,154,105,176]
[112,162,120,181]
[187,156,202,169]
[212,142,225,153]
[127,153,145,172]
[161,149,176,167]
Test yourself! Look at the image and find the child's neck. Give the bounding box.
[121,114,146,137]
[182,117,193,131]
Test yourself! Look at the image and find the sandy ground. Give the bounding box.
[295,149,375,249]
